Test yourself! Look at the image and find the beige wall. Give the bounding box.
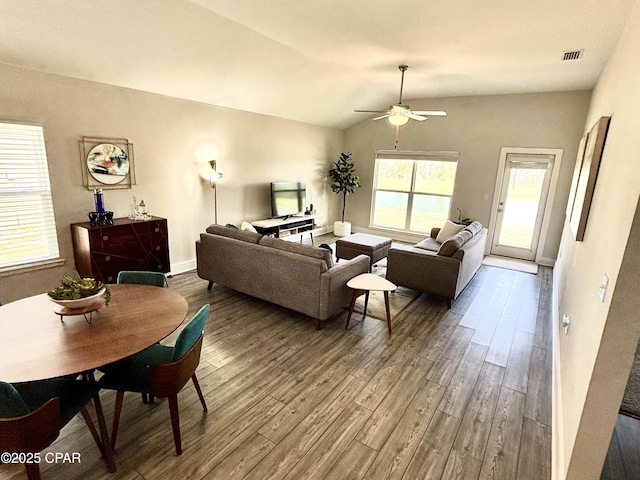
[554,0,640,478]
[0,63,343,303]
[344,91,591,262]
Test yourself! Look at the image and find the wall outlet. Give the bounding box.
[599,274,609,302]
[561,314,570,335]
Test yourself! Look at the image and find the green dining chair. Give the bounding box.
[99,304,210,455]
[116,270,166,287]
[0,378,115,479]
[115,269,167,403]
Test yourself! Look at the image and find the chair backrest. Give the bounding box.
[0,382,29,418]
[172,304,210,362]
[0,382,60,454]
[117,270,165,287]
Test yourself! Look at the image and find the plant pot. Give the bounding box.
[334,221,351,237]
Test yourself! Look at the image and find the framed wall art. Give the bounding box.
[568,116,610,241]
[79,136,136,189]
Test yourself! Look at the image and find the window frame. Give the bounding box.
[370,150,459,235]
[0,121,62,273]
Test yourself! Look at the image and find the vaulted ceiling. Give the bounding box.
[0,0,635,129]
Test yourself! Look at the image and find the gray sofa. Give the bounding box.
[386,221,487,308]
[196,225,370,329]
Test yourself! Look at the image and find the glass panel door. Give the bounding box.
[491,155,553,261]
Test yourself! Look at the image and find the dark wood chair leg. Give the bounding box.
[111,390,125,451]
[314,318,321,330]
[80,407,104,456]
[207,281,213,291]
[168,395,182,455]
[92,393,116,473]
[447,298,452,309]
[192,374,207,412]
[24,462,42,480]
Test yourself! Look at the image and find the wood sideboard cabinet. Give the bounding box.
[71,216,170,283]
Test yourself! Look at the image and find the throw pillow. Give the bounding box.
[240,221,258,233]
[435,220,465,243]
[437,229,472,257]
[463,221,483,237]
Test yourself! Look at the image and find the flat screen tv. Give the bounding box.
[271,181,306,218]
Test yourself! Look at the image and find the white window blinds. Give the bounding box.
[0,122,59,268]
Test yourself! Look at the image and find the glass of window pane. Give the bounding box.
[372,191,408,229]
[376,159,413,191]
[414,161,457,195]
[410,194,450,232]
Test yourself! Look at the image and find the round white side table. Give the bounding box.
[345,273,397,334]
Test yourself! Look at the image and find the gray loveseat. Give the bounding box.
[196,225,369,329]
[386,221,487,308]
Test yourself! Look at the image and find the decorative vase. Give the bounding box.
[334,221,351,237]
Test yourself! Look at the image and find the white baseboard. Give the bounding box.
[168,259,196,276]
[552,266,565,480]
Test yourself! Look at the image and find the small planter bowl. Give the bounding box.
[48,288,106,310]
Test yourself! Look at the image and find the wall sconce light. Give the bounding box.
[209,160,223,224]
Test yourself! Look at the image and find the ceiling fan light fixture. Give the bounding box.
[388,114,409,126]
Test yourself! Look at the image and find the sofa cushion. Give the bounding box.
[435,220,465,243]
[259,235,334,269]
[437,229,473,257]
[463,221,483,237]
[206,224,262,243]
[414,237,441,252]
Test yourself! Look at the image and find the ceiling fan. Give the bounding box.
[355,65,447,126]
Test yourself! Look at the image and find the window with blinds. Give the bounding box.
[0,122,59,269]
[371,150,459,234]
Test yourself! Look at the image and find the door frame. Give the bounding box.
[487,147,564,265]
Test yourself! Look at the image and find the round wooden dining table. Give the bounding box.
[0,284,188,383]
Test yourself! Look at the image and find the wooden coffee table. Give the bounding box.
[345,273,397,334]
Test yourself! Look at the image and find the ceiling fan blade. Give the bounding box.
[406,113,427,121]
[411,110,447,116]
[354,109,387,113]
[372,114,390,121]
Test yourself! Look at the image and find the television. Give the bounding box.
[271,181,306,218]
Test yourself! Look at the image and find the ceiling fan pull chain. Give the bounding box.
[394,125,400,150]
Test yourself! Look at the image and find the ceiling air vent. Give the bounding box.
[562,50,584,61]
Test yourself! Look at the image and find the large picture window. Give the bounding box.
[0,122,59,269]
[371,151,458,234]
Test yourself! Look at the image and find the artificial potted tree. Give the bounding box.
[329,152,361,236]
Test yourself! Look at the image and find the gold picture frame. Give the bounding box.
[79,136,136,189]
[568,117,610,241]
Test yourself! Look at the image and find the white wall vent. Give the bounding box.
[562,50,584,61]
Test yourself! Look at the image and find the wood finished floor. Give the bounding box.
[601,414,640,480]
[1,243,552,480]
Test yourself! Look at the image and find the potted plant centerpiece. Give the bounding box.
[329,152,361,236]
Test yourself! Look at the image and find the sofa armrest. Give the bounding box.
[386,246,460,300]
[319,254,370,320]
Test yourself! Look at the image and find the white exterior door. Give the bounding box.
[489,149,562,262]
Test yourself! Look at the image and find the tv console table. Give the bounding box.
[251,214,322,244]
